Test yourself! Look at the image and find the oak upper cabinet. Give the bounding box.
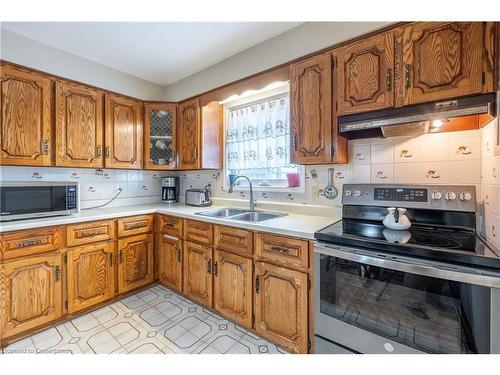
[55,81,104,168]
[290,53,333,164]
[213,249,253,329]
[178,99,223,170]
[254,261,308,354]
[178,98,201,169]
[401,22,484,105]
[0,64,53,166]
[157,233,183,292]
[337,32,395,115]
[66,241,115,314]
[144,103,177,170]
[0,252,62,340]
[183,241,213,306]
[117,233,154,293]
[104,94,143,169]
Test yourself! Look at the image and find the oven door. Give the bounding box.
[0,183,77,221]
[314,242,500,354]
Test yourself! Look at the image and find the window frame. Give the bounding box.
[221,85,305,193]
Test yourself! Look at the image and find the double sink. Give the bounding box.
[195,207,287,223]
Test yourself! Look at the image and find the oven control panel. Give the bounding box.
[343,184,476,212]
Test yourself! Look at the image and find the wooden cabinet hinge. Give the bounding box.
[307,279,311,290]
[331,58,337,69]
[65,301,68,309]
[64,254,68,263]
[308,339,312,352]
[252,313,255,326]
[482,72,485,85]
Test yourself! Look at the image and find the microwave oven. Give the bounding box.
[0,182,79,221]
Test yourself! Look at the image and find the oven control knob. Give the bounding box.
[431,191,442,200]
[445,191,457,201]
[344,190,352,197]
[459,192,472,201]
[353,190,362,197]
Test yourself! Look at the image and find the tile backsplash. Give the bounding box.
[0,167,171,209]
[180,129,484,208]
[480,118,500,249]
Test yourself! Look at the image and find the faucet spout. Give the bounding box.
[228,175,257,212]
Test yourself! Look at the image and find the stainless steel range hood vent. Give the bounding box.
[338,93,496,139]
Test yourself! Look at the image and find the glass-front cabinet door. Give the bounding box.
[144,103,177,170]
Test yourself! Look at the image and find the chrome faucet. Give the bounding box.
[228,175,257,212]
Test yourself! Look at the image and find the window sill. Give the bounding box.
[222,185,305,194]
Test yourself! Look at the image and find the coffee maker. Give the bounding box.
[161,177,179,204]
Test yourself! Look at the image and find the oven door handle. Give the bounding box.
[315,242,500,288]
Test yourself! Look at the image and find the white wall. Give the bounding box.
[0,29,165,100]
[163,21,392,101]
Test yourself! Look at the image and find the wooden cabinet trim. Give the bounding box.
[214,225,253,257]
[117,215,153,237]
[67,220,116,247]
[0,227,64,260]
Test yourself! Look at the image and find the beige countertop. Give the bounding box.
[0,203,339,239]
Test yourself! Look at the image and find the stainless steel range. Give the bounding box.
[314,184,500,354]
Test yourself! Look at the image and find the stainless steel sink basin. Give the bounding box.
[195,207,286,222]
[230,211,286,222]
[195,207,247,218]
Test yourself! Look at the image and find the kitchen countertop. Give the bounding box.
[0,203,339,239]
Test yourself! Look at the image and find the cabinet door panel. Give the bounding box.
[254,261,308,354]
[213,249,252,329]
[183,241,212,306]
[105,94,143,169]
[0,64,52,166]
[337,32,394,115]
[157,234,182,292]
[144,103,177,170]
[55,81,104,168]
[66,242,115,313]
[117,234,154,293]
[402,22,483,105]
[290,53,332,164]
[0,253,62,340]
[178,99,200,170]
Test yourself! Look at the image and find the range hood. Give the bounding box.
[338,93,496,139]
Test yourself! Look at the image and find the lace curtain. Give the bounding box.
[225,93,295,181]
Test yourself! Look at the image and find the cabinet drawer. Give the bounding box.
[117,215,153,237]
[184,219,213,245]
[67,220,116,247]
[255,233,309,269]
[214,225,253,256]
[158,215,183,238]
[0,227,64,260]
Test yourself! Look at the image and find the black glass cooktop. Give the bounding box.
[315,219,500,270]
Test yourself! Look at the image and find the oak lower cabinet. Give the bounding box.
[183,241,212,306]
[66,241,115,314]
[117,233,154,294]
[213,249,253,329]
[157,233,183,292]
[0,252,63,341]
[254,261,308,354]
[0,63,53,166]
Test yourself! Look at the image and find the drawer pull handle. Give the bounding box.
[405,64,412,89]
[55,265,61,281]
[270,246,291,254]
[213,262,218,277]
[255,275,260,294]
[127,222,146,229]
[164,223,175,228]
[109,253,113,266]
[80,230,101,238]
[16,239,43,248]
[207,259,212,275]
[163,233,179,241]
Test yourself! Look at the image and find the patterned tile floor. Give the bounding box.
[2,284,288,354]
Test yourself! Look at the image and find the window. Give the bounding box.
[223,85,302,190]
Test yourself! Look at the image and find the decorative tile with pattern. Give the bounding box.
[2,285,288,354]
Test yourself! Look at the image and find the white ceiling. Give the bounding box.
[1,22,301,86]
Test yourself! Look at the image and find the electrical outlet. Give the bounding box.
[311,185,320,198]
